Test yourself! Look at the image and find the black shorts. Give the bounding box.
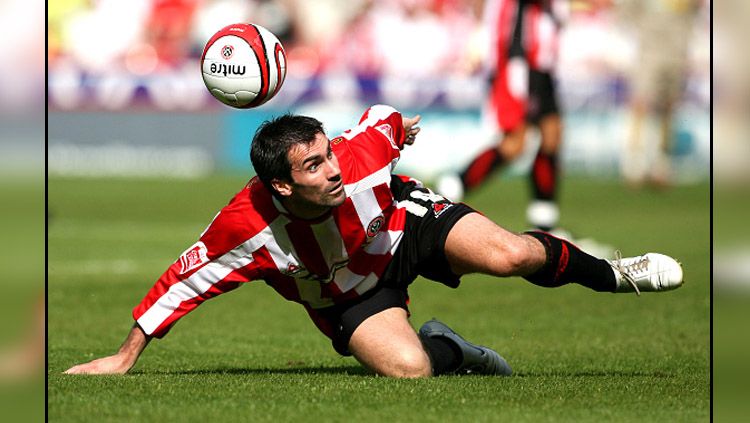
[315,176,476,355]
[526,70,560,124]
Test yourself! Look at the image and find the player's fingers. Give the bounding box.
[63,364,84,374]
[64,360,101,374]
[404,115,421,127]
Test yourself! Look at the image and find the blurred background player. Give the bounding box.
[0,296,44,381]
[616,0,701,188]
[436,0,569,232]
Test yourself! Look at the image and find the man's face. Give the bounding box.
[276,132,346,218]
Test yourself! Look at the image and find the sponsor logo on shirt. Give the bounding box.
[433,202,453,218]
[179,241,209,274]
[407,189,453,218]
[283,262,304,276]
[281,259,349,284]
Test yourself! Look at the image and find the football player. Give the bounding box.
[65,105,683,378]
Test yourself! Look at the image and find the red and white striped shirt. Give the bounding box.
[484,0,564,73]
[133,105,412,338]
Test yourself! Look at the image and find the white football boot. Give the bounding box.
[608,251,684,295]
[526,200,560,231]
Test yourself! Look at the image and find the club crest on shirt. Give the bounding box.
[178,241,209,274]
[366,215,385,240]
[374,123,398,150]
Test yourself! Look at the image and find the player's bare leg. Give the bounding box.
[528,114,562,231]
[649,101,675,188]
[0,296,45,380]
[348,307,431,378]
[497,124,527,161]
[538,113,562,155]
[444,212,545,277]
[623,99,650,188]
[347,306,512,377]
[444,212,683,293]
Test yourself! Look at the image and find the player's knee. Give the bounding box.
[499,138,524,160]
[502,245,528,273]
[389,349,432,378]
[490,241,535,276]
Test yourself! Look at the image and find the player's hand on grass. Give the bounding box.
[64,353,135,375]
[402,115,421,145]
[64,323,150,375]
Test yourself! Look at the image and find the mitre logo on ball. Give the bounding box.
[201,23,287,108]
[209,63,246,77]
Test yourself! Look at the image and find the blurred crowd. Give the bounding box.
[47,0,709,110]
[48,0,486,80]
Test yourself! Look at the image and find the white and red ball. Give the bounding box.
[201,23,287,108]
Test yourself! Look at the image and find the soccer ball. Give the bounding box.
[201,23,287,108]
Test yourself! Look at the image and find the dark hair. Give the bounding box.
[250,114,325,196]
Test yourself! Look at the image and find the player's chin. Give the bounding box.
[328,190,347,207]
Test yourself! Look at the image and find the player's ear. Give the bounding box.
[271,178,293,197]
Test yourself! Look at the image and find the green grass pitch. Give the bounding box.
[48,174,709,422]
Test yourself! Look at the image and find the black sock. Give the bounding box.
[419,335,462,375]
[460,147,505,191]
[530,150,558,202]
[523,231,616,292]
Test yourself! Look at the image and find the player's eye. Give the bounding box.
[308,163,319,172]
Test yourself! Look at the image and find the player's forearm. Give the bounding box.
[117,323,152,365]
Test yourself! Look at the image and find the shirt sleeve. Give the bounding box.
[132,213,263,338]
[357,104,407,148]
[338,104,406,168]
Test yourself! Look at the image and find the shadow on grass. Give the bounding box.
[134,365,371,377]
[512,370,675,378]
[132,368,672,378]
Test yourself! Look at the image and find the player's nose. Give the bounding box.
[326,156,341,180]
